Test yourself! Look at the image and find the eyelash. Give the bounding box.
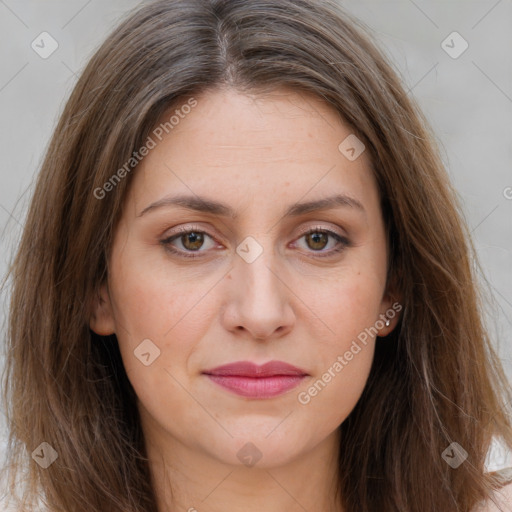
[160,225,350,260]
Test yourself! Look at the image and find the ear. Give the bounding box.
[89,282,116,335]
[376,284,403,337]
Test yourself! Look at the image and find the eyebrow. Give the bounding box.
[137,193,366,219]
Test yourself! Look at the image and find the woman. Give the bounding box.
[2,0,512,510]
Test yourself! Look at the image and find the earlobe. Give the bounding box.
[89,282,116,335]
[378,290,404,337]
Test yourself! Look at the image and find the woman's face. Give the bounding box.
[91,87,398,469]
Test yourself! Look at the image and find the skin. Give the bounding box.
[90,86,400,512]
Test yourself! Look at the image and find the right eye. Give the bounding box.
[160,226,221,259]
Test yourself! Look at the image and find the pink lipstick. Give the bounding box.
[203,360,308,399]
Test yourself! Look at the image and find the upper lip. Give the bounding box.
[203,360,308,377]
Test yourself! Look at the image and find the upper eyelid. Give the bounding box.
[161,223,347,243]
[296,224,346,238]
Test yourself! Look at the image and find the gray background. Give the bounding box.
[0,0,511,502]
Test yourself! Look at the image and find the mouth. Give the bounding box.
[202,360,309,399]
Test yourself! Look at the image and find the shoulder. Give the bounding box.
[474,481,512,512]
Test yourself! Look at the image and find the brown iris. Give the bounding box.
[306,232,328,251]
[181,232,204,251]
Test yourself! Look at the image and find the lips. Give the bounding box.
[203,360,308,399]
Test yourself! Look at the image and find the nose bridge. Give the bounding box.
[225,233,293,338]
[235,233,281,301]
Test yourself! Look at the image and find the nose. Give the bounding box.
[220,241,295,341]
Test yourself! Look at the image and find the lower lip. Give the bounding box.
[205,375,306,398]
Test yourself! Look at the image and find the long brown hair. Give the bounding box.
[2,0,511,510]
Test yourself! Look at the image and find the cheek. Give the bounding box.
[109,240,206,339]
[307,267,385,344]
[108,261,206,432]
[300,351,374,412]
[295,304,377,433]
[293,271,383,421]
[107,247,197,379]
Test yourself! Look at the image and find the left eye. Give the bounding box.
[294,228,349,256]
[161,227,349,259]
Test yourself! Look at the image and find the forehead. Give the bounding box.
[153,87,351,160]
[128,87,379,220]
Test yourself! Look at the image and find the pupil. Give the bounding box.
[184,232,203,250]
[308,232,327,250]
